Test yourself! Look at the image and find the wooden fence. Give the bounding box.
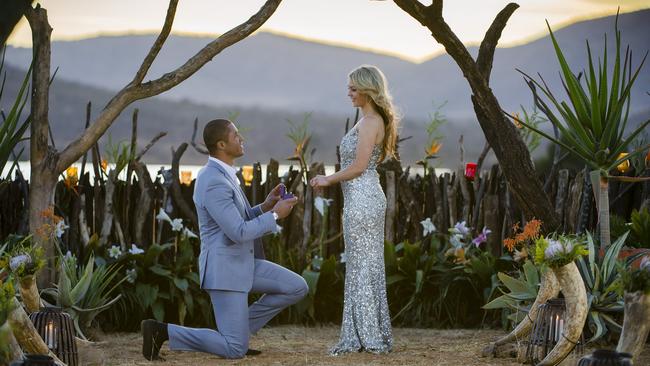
[1,159,648,260]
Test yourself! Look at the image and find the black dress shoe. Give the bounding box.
[246,348,262,356]
[142,319,169,361]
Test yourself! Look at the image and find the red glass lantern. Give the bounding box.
[465,162,477,180]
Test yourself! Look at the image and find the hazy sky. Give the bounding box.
[8,0,648,61]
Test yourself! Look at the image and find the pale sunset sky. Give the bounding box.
[7,0,649,61]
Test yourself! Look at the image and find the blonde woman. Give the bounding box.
[310,65,397,355]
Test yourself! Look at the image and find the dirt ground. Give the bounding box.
[90,326,650,366]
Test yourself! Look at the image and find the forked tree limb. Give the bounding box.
[391,0,560,230]
[55,0,283,173]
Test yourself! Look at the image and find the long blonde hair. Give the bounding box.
[348,65,399,161]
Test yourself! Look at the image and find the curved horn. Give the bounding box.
[538,262,588,365]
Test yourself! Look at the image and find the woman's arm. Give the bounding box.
[311,117,382,187]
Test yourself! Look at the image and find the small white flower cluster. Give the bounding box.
[544,238,574,260]
[108,243,145,259]
[55,220,69,238]
[156,209,198,238]
[9,254,32,272]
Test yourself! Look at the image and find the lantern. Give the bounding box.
[241,165,254,186]
[180,170,192,186]
[28,307,78,366]
[9,354,56,366]
[464,162,477,180]
[616,153,630,173]
[526,298,583,364]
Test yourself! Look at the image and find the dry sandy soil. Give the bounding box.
[89,326,650,366]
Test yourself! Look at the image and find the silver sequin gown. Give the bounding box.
[330,127,393,355]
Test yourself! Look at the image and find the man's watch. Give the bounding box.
[271,211,279,221]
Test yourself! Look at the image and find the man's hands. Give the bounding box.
[261,184,283,212]
[272,196,298,219]
[262,184,298,219]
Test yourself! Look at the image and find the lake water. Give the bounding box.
[3,161,447,183]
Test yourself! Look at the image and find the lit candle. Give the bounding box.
[46,321,54,349]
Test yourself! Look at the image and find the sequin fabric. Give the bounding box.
[330,127,393,355]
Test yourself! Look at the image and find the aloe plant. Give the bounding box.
[0,48,31,179]
[483,260,541,323]
[576,232,649,343]
[517,16,649,251]
[42,254,124,339]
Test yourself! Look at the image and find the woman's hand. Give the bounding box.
[310,175,331,188]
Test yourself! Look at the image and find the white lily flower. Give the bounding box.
[128,244,144,255]
[109,245,122,259]
[55,220,69,238]
[450,234,464,248]
[314,197,333,217]
[156,208,172,223]
[184,228,198,239]
[420,218,436,236]
[171,218,184,232]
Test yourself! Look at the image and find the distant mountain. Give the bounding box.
[3,9,649,165]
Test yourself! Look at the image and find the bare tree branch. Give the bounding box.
[476,3,519,82]
[56,0,283,173]
[135,132,167,162]
[129,0,179,86]
[191,117,209,155]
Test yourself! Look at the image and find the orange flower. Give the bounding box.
[503,219,542,253]
[425,141,442,157]
[522,219,542,240]
[503,238,516,252]
[645,149,650,168]
[100,159,108,172]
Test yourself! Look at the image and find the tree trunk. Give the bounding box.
[29,172,57,289]
[391,0,560,231]
[616,291,650,361]
[25,4,58,288]
[538,262,588,366]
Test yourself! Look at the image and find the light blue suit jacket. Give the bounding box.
[193,159,277,292]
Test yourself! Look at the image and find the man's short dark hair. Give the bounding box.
[203,119,232,154]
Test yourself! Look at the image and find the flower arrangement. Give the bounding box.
[534,235,588,268]
[0,235,45,279]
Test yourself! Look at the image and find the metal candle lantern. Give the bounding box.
[28,307,78,366]
[464,162,477,180]
[525,298,583,364]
